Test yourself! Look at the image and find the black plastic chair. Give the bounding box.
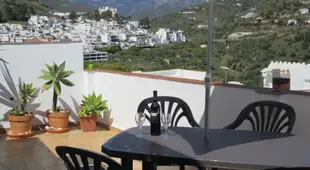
[137,96,200,127]
[224,101,296,134]
[56,146,125,170]
[138,96,202,170]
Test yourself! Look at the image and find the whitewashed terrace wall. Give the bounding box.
[0,42,84,128]
[85,70,310,142]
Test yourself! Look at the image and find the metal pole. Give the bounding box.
[225,70,227,83]
[204,0,213,142]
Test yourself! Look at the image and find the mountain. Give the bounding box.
[44,0,204,18]
[42,0,94,12]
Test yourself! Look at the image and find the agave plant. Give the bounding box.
[78,92,108,117]
[10,82,38,116]
[19,82,37,113]
[39,61,74,112]
[10,107,24,116]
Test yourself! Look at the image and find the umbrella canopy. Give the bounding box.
[204,0,214,142]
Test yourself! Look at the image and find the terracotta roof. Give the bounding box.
[23,39,44,43]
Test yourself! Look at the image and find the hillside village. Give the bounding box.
[1,0,310,86]
[0,7,186,61]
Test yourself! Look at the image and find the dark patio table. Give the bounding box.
[101,126,310,170]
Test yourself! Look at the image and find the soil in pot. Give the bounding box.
[47,110,70,129]
[8,113,34,135]
[80,115,97,132]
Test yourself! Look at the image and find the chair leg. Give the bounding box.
[142,161,156,170]
[197,166,206,170]
[121,158,133,170]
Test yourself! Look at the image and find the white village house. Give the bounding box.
[261,61,310,91]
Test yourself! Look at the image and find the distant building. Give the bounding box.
[98,6,118,17]
[261,61,310,91]
[84,51,108,61]
[241,12,256,19]
[155,28,186,44]
[300,8,309,14]
[128,21,139,28]
[288,19,297,25]
[228,32,253,40]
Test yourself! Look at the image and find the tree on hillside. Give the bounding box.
[94,9,101,21]
[69,11,78,20]
[101,10,113,19]
[140,17,150,29]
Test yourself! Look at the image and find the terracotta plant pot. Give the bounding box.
[47,110,70,129]
[80,115,97,132]
[8,113,34,135]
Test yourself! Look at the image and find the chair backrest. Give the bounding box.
[137,96,200,127]
[56,146,125,170]
[225,101,295,134]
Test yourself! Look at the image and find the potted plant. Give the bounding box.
[78,92,108,132]
[8,82,37,138]
[39,61,74,133]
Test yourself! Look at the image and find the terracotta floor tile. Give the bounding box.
[44,164,67,170]
[0,126,198,170]
[33,157,64,168]
[0,156,43,170]
[0,162,8,170]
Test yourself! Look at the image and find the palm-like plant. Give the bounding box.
[39,61,74,112]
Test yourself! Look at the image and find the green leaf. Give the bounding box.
[54,82,61,96]
[61,70,74,78]
[45,64,55,76]
[41,69,51,76]
[39,74,52,81]
[58,61,66,73]
[42,80,53,92]
[60,79,74,87]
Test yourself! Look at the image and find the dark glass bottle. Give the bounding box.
[150,90,161,136]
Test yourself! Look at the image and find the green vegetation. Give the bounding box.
[78,92,108,117]
[10,82,38,116]
[95,45,122,54]
[39,61,74,112]
[85,9,125,22]
[140,17,150,29]
[0,0,50,22]
[86,0,310,86]
[69,11,78,20]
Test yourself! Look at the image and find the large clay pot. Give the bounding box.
[8,113,34,134]
[80,115,97,132]
[47,110,70,129]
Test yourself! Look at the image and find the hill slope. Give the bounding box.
[88,0,310,86]
[44,0,204,18]
[0,0,50,22]
[42,0,94,12]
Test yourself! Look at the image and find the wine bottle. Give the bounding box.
[150,90,161,136]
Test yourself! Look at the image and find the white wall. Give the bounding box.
[0,42,84,128]
[86,71,310,142]
[142,69,205,80]
[85,71,205,130]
